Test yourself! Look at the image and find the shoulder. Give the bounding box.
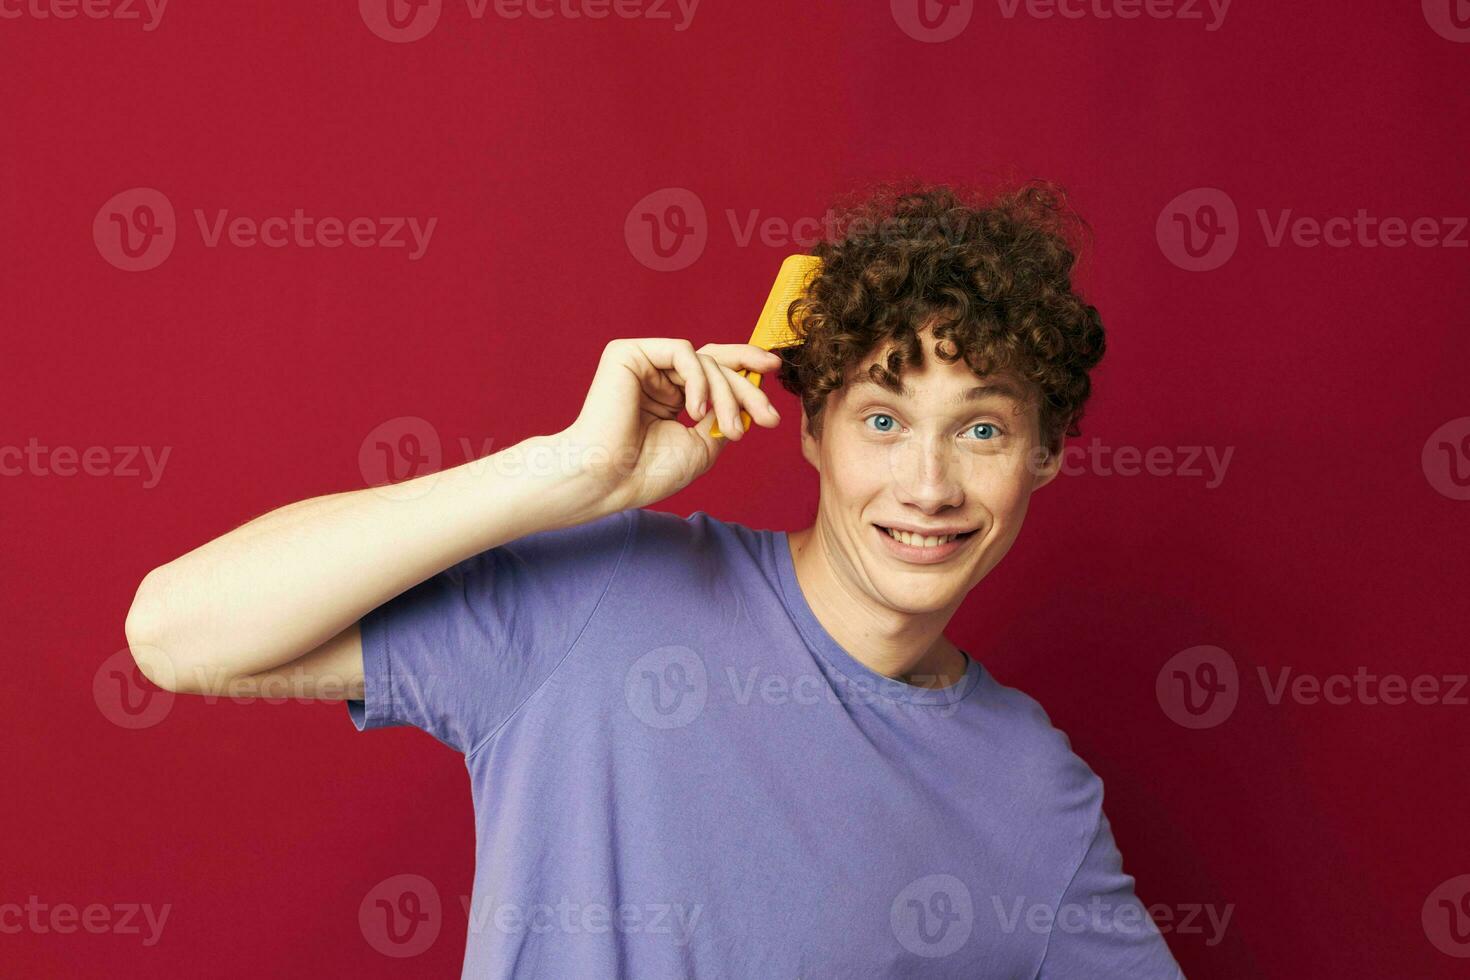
[487,507,636,570]
[970,670,1106,825]
[627,507,769,567]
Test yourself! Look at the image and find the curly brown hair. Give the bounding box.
[774,179,1105,452]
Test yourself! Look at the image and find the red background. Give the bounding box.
[4,2,1468,977]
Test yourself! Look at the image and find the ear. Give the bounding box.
[799,408,820,471]
[1030,434,1065,491]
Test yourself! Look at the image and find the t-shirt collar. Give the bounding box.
[773,529,983,707]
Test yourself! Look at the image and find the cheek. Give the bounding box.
[823,437,890,497]
[967,459,1034,522]
[987,489,1031,534]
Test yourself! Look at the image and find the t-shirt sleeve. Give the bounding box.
[345,508,636,754]
[1036,810,1186,979]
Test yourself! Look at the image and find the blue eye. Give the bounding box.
[865,414,897,433]
[967,423,999,440]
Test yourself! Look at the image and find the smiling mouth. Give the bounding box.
[875,525,978,548]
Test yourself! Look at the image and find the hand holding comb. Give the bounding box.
[710,254,823,439]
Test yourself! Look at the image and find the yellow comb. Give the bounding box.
[710,253,823,439]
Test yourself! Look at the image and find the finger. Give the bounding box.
[698,352,744,440]
[638,339,710,421]
[685,392,731,459]
[644,368,683,412]
[697,342,786,374]
[717,363,782,427]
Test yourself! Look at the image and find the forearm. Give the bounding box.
[125,432,612,683]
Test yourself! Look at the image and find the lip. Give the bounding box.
[880,522,975,536]
[873,523,975,564]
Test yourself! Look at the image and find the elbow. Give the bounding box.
[125,566,193,694]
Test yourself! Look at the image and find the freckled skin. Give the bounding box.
[786,324,1064,688]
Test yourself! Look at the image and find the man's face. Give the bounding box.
[798,326,1063,616]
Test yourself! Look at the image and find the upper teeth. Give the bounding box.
[884,526,962,547]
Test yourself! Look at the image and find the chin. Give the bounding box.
[872,577,967,614]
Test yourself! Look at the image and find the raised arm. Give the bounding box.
[123,434,611,696]
[122,339,784,698]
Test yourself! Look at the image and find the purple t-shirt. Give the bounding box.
[347,507,1183,979]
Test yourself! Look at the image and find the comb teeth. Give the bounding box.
[749,254,823,352]
[709,254,822,439]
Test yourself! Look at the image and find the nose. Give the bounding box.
[888,433,966,513]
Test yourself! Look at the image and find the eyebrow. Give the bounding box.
[848,377,1026,403]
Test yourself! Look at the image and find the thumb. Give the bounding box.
[687,406,732,463]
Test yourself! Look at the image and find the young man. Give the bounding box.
[126,183,1185,977]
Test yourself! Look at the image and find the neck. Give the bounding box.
[786,522,967,689]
